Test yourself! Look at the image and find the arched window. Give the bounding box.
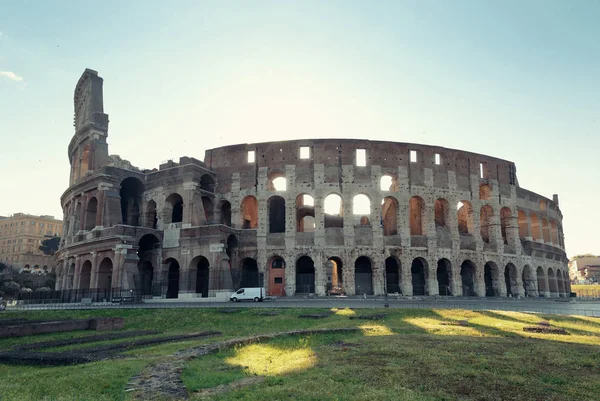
[542,219,550,243]
[409,196,425,235]
[120,177,145,226]
[550,220,559,245]
[324,193,343,228]
[240,196,258,229]
[518,210,529,239]
[80,145,90,176]
[269,173,287,191]
[479,184,492,200]
[219,200,232,226]
[434,199,449,228]
[165,193,184,224]
[296,194,315,232]
[353,194,370,216]
[531,214,541,241]
[380,175,397,191]
[268,196,286,233]
[457,201,473,234]
[500,207,512,244]
[85,197,98,231]
[200,174,215,192]
[480,206,494,243]
[381,197,398,236]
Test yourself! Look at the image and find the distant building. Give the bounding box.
[569,256,600,283]
[0,213,63,274]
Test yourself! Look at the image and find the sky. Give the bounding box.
[0,0,598,256]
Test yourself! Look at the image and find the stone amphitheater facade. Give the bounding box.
[55,69,570,300]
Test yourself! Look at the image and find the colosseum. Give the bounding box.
[55,69,570,301]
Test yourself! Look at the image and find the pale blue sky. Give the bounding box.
[0,1,598,255]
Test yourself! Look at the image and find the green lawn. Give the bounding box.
[1,307,600,400]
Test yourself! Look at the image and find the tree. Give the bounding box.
[39,237,61,256]
[0,262,8,273]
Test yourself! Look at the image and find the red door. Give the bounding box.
[268,257,286,296]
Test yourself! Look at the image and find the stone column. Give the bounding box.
[427,258,438,296]
[90,251,99,289]
[314,252,326,296]
[372,253,385,295]
[78,195,87,232]
[401,254,413,296]
[182,181,198,228]
[230,173,241,228]
[73,256,82,289]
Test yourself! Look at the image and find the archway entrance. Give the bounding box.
[97,258,113,291]
[140,261,153,296]
[326,257,344,295]
[296,256,315,294]
[385,257,401,294]
[80,260,92,290]
[241,258,259,288]
[460,260,476,296]
[166,259,180,299]
[195,257,209,297]
[505,263,518,297]
[411,258,427,296]
[268,257,285,296]
[537,266,547,297]
[522,265,535,297]
[355,256,373,295]
[484,262,500,297]
[437,259,451,296]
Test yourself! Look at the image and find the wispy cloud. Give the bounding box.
[0,71,24,82]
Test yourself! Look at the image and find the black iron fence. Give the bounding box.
[16,288,143,305]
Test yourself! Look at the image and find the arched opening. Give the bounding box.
[269,174,287,191]
[550,220,559,245]
[268,256,286,296]
[165,193,184,224]
[522,265,535,297]
[355,256,373,295]
[484,261,500,296]
[531,214,541,241]
[226,235,238,261]
[457,201,474,234]
[241,258,259,288]
[460,260,477,296]
[202,196,214,223]
[219,200,232,226]
[479,184,492,200]
[382,197,398,236]
[434,199,449,228]
[437,259,452,296]
[80,260,92,290]
[200,174,215,192]
[380,175,397,191]
[409,196,425,236]
[120,177,144,226]
[80,145,90,176]
[411,258,427,296]
[518,210,529,239]
[536,266,547,296]
[268,196,286,233]
[97,258,113,292]
[296,256,315,294]
[548,268,558,295]
[500,207,512,245]
[480,205,493,243]
[385,257,401,294]
[556,268,565,296]
[140,261,153,296]
[195,256,210,297]
[68,263,75,289]
[324,193,343,228]
[145,200,158,229]
[85,197,97,231]
[296,194,315,232]
[504,263,518,297]
[542,219,551,243]
[326,257,344,295]
[353,194,371,224]
[165,258,180,299]
[240,196,258,229]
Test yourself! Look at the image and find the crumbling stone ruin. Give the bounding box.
[55,69,569,300]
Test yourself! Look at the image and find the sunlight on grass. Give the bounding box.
[485,310,545,324]
[331,307,356,316]
[403,317,491,337]
[225,344,316,376]
[359,324,394,336]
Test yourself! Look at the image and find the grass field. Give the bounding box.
[1,307,600,400]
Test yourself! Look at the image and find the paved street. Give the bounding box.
[6,296,600,317]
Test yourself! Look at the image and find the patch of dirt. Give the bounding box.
[194,376,266,398]
[217,308,243,314]
[0,318,41,326]
[127,327,361,400]
[440,320,469,327]
[298,313,332,319]
[523,326,569,335]
[330,340,360,348]
[349,314,387,320]
[0,331,222,366]
[256,311,279,316]
[13,330,159,350]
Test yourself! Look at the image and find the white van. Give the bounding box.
[230,287,266,302]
